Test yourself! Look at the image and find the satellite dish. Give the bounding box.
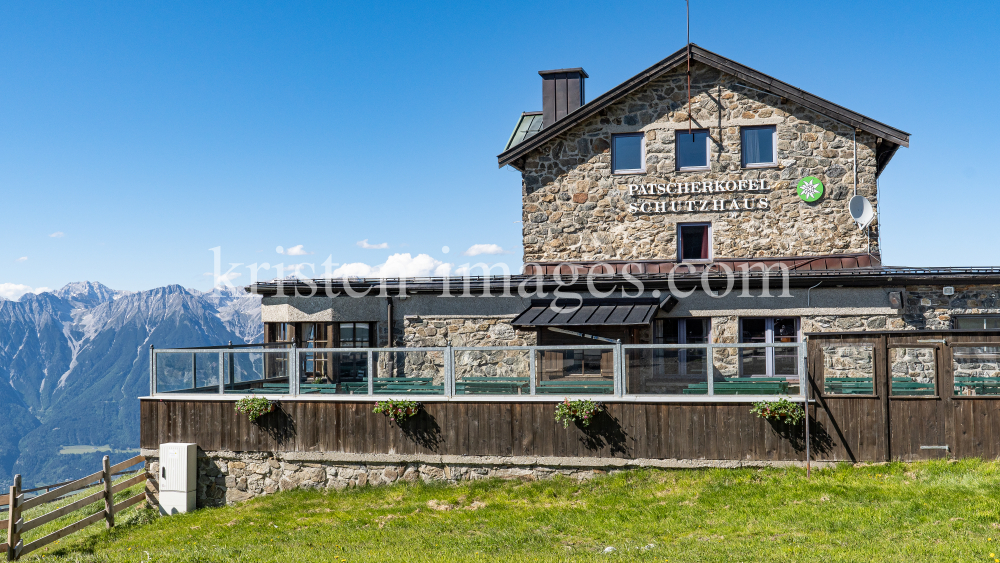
[849,195,875,230]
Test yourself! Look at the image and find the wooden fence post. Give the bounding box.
[7,474,21,561]
[102,456,114,529]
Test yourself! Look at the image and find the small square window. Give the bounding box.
[676,129,710,170]
[741,126,776,167]
[678,223,711,261]
[611,133,644,173]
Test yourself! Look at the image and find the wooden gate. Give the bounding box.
[809,330,1000,462]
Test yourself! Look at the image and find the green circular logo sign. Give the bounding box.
[797,176,824,202]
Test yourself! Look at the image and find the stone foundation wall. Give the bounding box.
[144,451,827,507]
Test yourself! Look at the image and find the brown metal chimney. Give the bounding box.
[539,68,587,128]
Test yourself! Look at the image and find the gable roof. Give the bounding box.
[497,44,910,170]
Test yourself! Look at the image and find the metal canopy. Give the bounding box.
[511,298,659,328]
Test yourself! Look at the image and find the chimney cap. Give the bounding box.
[538,67,589,78]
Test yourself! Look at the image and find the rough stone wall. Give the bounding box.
[889,347,936,384]
[903,285,1000,329]
[144,452,821,507]
[402,315,538,382]
[822,345,875,379]
[520,61,879,263]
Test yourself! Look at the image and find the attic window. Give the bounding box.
[611,133,645,174]
[676,129,710,171]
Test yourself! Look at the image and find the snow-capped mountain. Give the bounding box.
[0,282,261,487]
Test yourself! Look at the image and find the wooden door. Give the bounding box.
[886,337,952,460]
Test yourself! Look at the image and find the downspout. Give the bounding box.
[386,297,394,347]
[806,281,822,307]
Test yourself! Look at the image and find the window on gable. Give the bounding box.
[678,223,711,261]
[611,133,644,173]
[741,125,777,167]
[676,129,710,170]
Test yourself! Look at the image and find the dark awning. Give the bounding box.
[511,298,659,328]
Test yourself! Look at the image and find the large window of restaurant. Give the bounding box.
[611,133,645,174]
[626,319,709,394]
[677,223,711,261]
[740,125,777,167]
[954,315,1000,329]
[333,322,373,383]
[739,318,799,377]
[676,129,710,171]
[263,321,375,383]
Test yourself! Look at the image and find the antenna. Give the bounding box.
[849,195,875,231]
[686,0,691,135]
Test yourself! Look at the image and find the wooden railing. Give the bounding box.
[3,455,150,561]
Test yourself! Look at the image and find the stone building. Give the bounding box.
[142,44,1000,506]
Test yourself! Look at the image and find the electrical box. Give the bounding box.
[158,443,197,515]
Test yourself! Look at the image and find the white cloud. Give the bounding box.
[49,232,65,238]
[0,283,52,301]
[275,245,311,256]
[357,239,389,250]
[16,257,27,262]
[330,253,453,278]
[463,244,509,256]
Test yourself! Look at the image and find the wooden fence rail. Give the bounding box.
[4,454,149,561]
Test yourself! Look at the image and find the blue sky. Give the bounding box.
[1,0,997,299]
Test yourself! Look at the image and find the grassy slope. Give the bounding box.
[6,460,1000,562]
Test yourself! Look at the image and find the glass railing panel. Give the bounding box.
[296,350,372,395]
[626,347,708,395]
[221,350,289,395]
[453,348,530,396]
[719,345,800,395]
[155,351,220,394]
[822,344,875,395]
[373,350,445,395]
[953,346,1000,396]
[534,347,614,395]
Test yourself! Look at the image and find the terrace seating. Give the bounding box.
[954,376,1000,395]
[455,376,529,395]
[683,377,790,395]
[824,376,875,395]
[535,379,614,394]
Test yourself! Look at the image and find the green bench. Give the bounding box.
[455,377,529,395]
[684,379,789,395]
[535,379,614,394]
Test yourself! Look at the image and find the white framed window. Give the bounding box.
[741,125,777,168]
[611,133,645,174]
[954,316,1000,330]
[677,222,711,262]
[675,128,710,171]
[654,318,710,376]
[739,317,800,377]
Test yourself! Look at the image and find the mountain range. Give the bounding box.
[0,282,261,487]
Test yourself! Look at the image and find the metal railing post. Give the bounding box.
[707,344,715,396]
[799,342,808,399]
[613,340,623,396]
[290,345,298,396]
[367,350,374,396]
[191,353,197,390]
[445,342,454,397]
[149,345,156,396]
[529,347,537,396]
[218,351,225,395]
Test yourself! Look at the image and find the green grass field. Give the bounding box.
[4,460,1000,562]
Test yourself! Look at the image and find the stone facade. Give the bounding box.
[144,451,826,507]
[519,61,879,263]
[903,285,1000,329]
